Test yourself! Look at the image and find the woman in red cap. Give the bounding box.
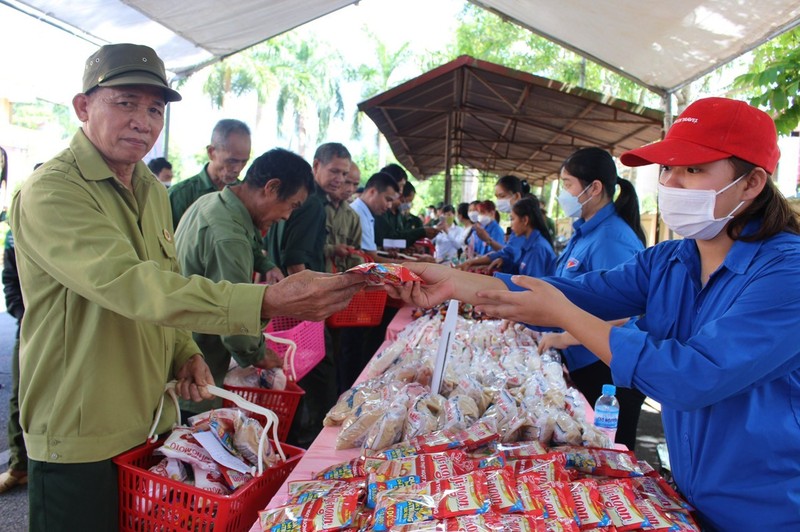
[388,97,800,530]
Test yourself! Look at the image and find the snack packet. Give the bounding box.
[258,491,359,531]
[560,447,643,478]
[345,262,423,286]
[372,471,491,530]
[192,463,230,495]
[539,481,580,525]
[314,457,366,481]
[597,479,649,531]
[569,478,611,530]
[154,427,218,471]
[484,466,523,513]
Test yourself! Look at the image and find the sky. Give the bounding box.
[0,0,466,188]
[0,0,465,106]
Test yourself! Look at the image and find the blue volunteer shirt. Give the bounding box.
[555,202,644,371]
[475,220,505,256]
[500,222,800,530]
[517,230,556,277]
[488,233,525,274]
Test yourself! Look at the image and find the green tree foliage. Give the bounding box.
[733,28,800,135]
[200,32,344,155]
[438,4,657,106]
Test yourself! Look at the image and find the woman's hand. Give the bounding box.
[488,257,504,271]
[383,262,456,308]
[472,224,490,242]
[475,275,572,327]
[538,331,578,353]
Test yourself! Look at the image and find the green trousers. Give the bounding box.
[28,458,118,532]
[8,335,27,473]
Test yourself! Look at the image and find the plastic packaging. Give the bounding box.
[593,384,620,443]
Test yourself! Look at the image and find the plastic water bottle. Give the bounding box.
[594,384,620,443]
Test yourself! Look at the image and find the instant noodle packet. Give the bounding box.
[539,481,580,526]
[345,262,423,286]
[516,475,547,518]
[371,471,491,530]
[512,453,570,483]
[366,474,421,508]
[597,479,649,531]
[484,466,523,513]
[313,457,366,480]
[495,440,549,459]
[154,427,218,472]
[258,491,359,531]
[631,476,693,512]
[569,478,610,530]
[446,513,548,531]
[559,447,643,478]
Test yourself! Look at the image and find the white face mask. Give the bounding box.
[557,183,592,218]
[468,211,479,223]
[478,214,493,226]
[658,173,747,240]
[495,198,512,213]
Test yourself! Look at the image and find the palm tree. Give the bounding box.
[348,29,412,167]
[200,32,345,158]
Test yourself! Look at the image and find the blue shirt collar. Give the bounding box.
[672,220,763,277]
[522,229,542,250]
[572,202,616,236]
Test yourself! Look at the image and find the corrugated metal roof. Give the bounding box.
[359,56,664,184]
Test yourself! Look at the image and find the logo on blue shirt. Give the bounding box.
[566,257,580,269]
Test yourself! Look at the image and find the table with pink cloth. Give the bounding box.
[248,305,594,530]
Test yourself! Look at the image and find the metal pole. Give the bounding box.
[444,112,452,205]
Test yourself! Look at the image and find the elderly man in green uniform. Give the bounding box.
[325,161,363,273]
[169,119,282,283]
[169,118,251,228]
[175,148,313,415]
[9,43,364,532]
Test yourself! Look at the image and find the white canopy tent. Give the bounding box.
[5,0,800,96]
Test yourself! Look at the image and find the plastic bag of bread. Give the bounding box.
[403,393,444,440]
[453,375,492,414]
[223,366,261,388]
[442,394,480,432]
[336,401,384,450]
[551,410,583,445]
[363,402,407,452]
[234,415,281,468]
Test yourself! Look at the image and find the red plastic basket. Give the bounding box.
[221,381,304,442]
[115,439,303,532]
[325,289,387,328]
[264,316,325,381]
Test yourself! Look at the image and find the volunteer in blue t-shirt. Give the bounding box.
[388,98,800,531]
[459,175,536,274]
[508,197,556,277]
[469,200,505,256]
[546,147,648,450]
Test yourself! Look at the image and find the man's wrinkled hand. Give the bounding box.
[175,354,214,402]
[254,347,284,370]
[261,270,367,322]
[264,266,285,285]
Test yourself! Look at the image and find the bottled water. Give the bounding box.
[594,384,620,443]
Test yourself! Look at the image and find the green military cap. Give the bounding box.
[83,43,182,102]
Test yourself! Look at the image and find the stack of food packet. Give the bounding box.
[325,314,611,453]
[260,441,698,531]
[259,307,698,530]
[148,408,284,495]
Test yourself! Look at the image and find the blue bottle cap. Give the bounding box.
[602,384,616,396]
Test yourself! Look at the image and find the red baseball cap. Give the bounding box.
[620,97,780,174]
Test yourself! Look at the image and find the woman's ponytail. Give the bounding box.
[614,177,647,246]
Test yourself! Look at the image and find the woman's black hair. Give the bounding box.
[561,147,646,246]
[512,197,554,248]
[496,175,531,198]
[727,157,800,241]
[457,202,470,220]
